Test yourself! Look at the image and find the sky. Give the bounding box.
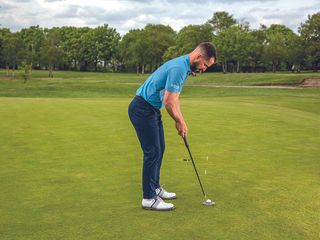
[0,0,319,35]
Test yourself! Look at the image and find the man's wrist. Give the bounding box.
[176,119,184,124]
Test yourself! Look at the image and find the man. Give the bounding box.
[128,42,217,211]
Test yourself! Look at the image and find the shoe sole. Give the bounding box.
[159,196,177,200]
[142,206,175,211]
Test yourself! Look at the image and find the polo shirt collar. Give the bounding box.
[185,54,192,75]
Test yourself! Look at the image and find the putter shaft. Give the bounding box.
[183,136,206,197]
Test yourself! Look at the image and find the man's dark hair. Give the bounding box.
[197,42,217,61]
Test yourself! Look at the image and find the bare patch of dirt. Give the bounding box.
[300,78,320,87]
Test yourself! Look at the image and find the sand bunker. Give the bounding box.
[300,78,320,87]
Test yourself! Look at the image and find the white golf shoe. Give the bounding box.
[142,197,175,211]
[156,187,177,200]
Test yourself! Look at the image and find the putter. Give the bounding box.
[183,136,215,206]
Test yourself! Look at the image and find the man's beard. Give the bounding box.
[190,61,200,73]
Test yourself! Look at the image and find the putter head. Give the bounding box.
[202,198,215,206]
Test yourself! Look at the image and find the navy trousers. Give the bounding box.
[128,96,165,199]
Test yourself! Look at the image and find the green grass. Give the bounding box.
[1,69,320,99]
[0,70,319,239]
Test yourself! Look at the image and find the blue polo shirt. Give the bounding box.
[136,55,192,109]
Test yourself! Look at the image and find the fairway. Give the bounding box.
[1,73,319,239]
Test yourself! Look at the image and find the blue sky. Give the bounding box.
[0,0,319,34]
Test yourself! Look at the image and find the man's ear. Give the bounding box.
[195,53,202,61]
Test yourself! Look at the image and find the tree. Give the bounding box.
[0,28,11,69]
[119,29,148,75]
[162,46,180,62]
[249,25,267,72]
[59,26,90,70]
[163,24,213,61]
[21,61,32,83]
[262,24,296,72]
[214,28,233,73]
[119,24,175,74]
[78,25,120,71]
[2,32,25,77]
[20,25,45,70]
[207,11,237,34]
[78,29,99,71]
[95,24,121,71]
[40,28,65,77]
[262,33,287,72]
[286,33,304,70]
[142,24,176,72]
[299,12,320,71]
[214,24,256,73]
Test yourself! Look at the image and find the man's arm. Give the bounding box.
[164,90,187,137]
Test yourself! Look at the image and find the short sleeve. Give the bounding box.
[165,67,184,93]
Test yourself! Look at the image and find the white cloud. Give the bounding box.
[0,0,319,34]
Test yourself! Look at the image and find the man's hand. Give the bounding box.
[176,120,188,137]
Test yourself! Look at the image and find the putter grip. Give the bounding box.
[183,136,189,147]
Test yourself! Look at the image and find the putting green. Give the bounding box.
[0,96,319,239]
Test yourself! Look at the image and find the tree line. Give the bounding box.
[0,11,319,77]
